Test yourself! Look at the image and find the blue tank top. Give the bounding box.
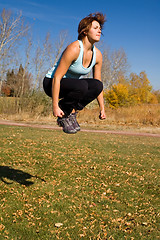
[46,40,96,79]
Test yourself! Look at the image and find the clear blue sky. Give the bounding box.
[0,0,160,90]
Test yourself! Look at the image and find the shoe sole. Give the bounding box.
[63,129,77,134]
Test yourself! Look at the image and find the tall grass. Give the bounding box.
[0,95,160,127]
[0,92,52,117]
[78,104,160,127]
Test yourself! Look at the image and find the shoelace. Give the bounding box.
[61,117,72,127]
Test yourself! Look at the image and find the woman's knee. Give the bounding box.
[94,79,103,95]
[43,77,52,97]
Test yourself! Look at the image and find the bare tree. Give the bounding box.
[101,48,112,88]
[18,36,33,98]
[102,47,130,89]
[33,30,68,90]
[52,30,68,66]
[33,32,53,89]
[0,8,29,94]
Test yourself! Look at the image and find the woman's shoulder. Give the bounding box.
[94,46,102,63]
[63,40,80,61]
[65,40,80,54]
[94,46,102,57]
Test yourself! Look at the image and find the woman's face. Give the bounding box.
[87,20,101,42]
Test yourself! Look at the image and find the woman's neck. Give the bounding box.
[82,37,94,51]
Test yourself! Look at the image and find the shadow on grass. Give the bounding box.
[0,166,46,186]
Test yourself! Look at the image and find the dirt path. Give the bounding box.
[0,119,160,138]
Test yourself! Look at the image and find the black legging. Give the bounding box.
[43,77,103,116]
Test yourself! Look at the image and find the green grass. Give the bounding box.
[0,125,159,240]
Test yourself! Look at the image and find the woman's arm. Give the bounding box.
[52,41,80,117]
[93,48,106,119]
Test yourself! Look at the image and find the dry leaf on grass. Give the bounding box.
[55,223,63,228]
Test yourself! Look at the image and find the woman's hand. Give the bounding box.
[53,106,64,118]
[99,109,106,120]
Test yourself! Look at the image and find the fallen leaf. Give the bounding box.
[55,223,63,228]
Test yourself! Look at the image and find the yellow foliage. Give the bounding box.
[129,71,152,103]
[147,92,158,104]
[104,71,158,108]
[104,88,119,108]
[104,83,129,108]
[153,90,160,103]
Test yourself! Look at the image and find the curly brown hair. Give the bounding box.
[78,12,106,40]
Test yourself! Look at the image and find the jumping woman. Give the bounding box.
[43,12,106,134]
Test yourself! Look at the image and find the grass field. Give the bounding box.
[0,125,159,239]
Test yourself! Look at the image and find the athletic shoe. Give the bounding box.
[69,112,81,131]
[57,115,77,134]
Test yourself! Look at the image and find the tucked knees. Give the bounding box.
[92,79,103,96]
[43,77,103,115]
[43,77,103,100]
[83,78,103,99]
[43,77,52,97]
[59,78,88,100]
[66,78,103,102]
